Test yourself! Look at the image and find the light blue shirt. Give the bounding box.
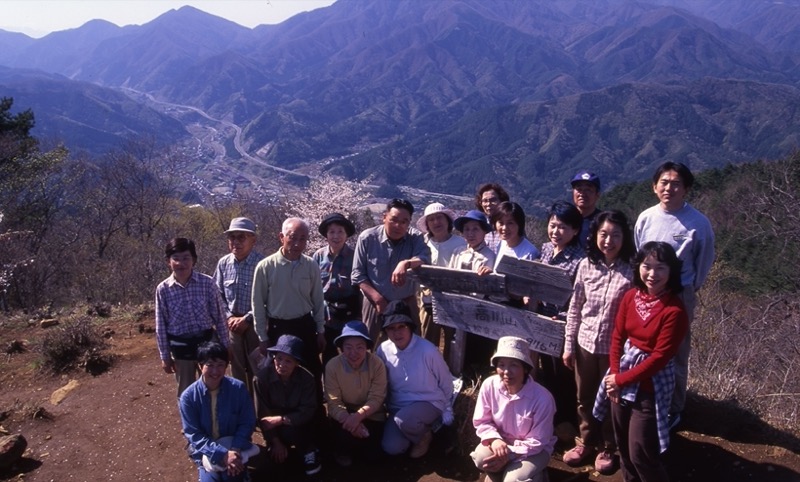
[634,202,715,290]
[351,225,431,301]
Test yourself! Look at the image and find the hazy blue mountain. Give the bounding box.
[2,20,130,76]
[0,67,187,155]
[2,0,800,205]
[0,29,36,66]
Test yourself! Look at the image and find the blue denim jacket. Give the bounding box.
[179,376,256,467]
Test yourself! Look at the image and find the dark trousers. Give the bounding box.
[611,393,669,482]
[575,346,615,450]
[331,418,385,462]
[537,353,578,427]
[267,314,321,379]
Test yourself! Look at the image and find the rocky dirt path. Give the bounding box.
[1,320,799,481]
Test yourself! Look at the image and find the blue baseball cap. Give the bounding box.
[570,170,601,191]
[454,210,492,233]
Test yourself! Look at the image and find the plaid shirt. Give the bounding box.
[155,270,228,361]
[537,242,585,319]
[485,230,502,254]
[592,340,674,453]
[213,250,264,319]
[564,258,633,355]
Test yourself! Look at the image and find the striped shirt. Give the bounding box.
[564,258,633,355]
[155,270,228,361]
[213,250,264,318]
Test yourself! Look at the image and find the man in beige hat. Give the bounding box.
[213,217,264,394]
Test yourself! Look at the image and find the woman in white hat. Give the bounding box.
[471,336,556,482]
[416,202,465,359]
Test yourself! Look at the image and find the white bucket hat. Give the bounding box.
[416,202,457,233]
[202,436,260,472]
[490,336,533,368]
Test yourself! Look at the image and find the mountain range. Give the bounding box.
[2,0,800,207]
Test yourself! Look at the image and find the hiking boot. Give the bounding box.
[409,430,433,458]
[594,450,617,474]
[562,444,593,467]
[303,448,322,475]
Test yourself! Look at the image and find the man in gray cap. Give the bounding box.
[213,217,264,394]
[571,170,602,249]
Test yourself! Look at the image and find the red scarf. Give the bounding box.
[634,289,666,327]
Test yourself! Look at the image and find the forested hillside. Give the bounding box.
[2,0,800,206]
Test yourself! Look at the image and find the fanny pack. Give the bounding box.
[168,329,213,360]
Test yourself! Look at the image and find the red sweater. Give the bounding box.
[610,288,689,392]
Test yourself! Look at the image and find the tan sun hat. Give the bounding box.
[490,336,533,368]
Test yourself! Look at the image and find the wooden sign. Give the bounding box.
[432,292,565,356]
[495,256,573,306]
[412,265,506,297]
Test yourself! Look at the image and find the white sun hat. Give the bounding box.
[416,202,457,233]
[490,336,533,369]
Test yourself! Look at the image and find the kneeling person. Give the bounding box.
[471,337,556,482]
[254,335,321,476]
[323,321,387,466]
[180,341,258,482]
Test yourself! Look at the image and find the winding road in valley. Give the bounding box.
[121,87,471,203]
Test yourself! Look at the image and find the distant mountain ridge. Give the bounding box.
[1,0,800,206]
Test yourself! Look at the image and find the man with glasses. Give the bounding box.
[213,217,264,394]
[352,199,430,344]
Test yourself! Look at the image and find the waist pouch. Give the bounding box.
[168,329,213,360]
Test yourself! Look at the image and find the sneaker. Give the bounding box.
[594,450,616,474]
[668,412,682,432]
[562,444,593,467]
[334,454,352,467]
[303,449,322,475]
[409,430,433,458]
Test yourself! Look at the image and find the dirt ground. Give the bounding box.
[1,315,799,482]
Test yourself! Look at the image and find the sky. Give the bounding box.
[0,0,337,37]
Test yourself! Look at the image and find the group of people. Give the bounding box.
[153,161,714,482]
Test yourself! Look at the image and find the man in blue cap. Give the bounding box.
[571,170,601,250]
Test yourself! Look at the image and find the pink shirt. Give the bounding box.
[472,375,557,459]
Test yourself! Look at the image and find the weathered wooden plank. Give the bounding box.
[432,292,565,357]
[412,265,506,297]
[495,256,573,306]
